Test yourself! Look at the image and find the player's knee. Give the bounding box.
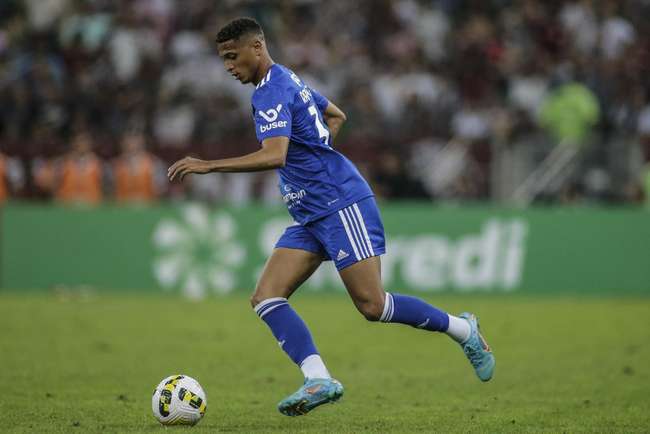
[250,288,285,309]
[249,294,259,309]
[356,299,384,322]
[250,292,268,309]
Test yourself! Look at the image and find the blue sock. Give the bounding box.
[254,297,318,366]
[381,293,449,332]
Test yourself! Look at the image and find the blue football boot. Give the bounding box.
[459,312,495,382]
[277,378,344,416]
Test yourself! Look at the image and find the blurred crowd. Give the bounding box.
[0,0,649,206]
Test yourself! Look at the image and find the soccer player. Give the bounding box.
[168,17,495,417]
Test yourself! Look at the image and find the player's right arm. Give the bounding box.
[169,84,294,181]
[168,136,288,181]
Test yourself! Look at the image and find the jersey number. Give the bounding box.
[308,105,330,146]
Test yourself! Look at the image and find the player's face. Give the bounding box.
[217,36,261,85]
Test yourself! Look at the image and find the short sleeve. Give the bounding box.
[252,85,292,143]
[310,88,329,113]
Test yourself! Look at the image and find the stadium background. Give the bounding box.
[0,0,649,433]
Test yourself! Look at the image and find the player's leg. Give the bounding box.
[253,226,343,416]
[318,198,494,381]
[339,256,495,381]
[339,256,451,332]
[252,246,328,379]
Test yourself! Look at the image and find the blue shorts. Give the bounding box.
[275,197,386,270]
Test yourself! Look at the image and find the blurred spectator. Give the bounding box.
[0,150,25,203]
[24,0,68,32]
[153,89,197,149]
[600,1,636,61]
[0,0,648,205]
[35,131,103,204]
[108,10,162,82]
[560,0,598,55]
[409,138,476,200]
[538,82,600,144]
[112,132,166,203]
[59,1,111,52]
[373,149,428,199]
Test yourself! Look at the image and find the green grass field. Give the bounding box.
[0,292,649,433]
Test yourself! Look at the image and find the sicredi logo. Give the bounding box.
[260,120,288,133]
[258,104,282,122]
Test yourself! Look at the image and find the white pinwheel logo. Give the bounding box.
[152,205,246,299]
[258,104,282,122]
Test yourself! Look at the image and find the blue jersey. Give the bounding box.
[251,64,373,225]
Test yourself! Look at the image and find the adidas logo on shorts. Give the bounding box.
[336,250,349,261]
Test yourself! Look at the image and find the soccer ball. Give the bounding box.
[151,375,207,426]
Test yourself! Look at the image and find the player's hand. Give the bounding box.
[168,157,212,181]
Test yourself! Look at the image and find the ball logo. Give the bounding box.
[158,375,184,417]
[258,104,282,122]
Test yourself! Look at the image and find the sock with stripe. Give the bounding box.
[381,293,470,342]
[254,297,331,379]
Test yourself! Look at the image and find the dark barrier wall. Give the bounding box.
[2,203,648,297]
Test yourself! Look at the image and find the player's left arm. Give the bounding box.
[311,88,346,142]
[321,101,347,142]
[168,136,289,181]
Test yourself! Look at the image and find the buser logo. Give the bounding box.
[260,120,288,133]
[258,104,282,122]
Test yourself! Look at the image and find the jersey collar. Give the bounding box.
[255,66,274,89]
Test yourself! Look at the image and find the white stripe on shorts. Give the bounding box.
[344,207,369,258]
[352,203,375,256]
[338,209,362,260]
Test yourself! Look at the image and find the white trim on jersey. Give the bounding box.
[338,203,375,261]
[256,69,272,89]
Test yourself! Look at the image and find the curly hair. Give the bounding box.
[215,17,263,43]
